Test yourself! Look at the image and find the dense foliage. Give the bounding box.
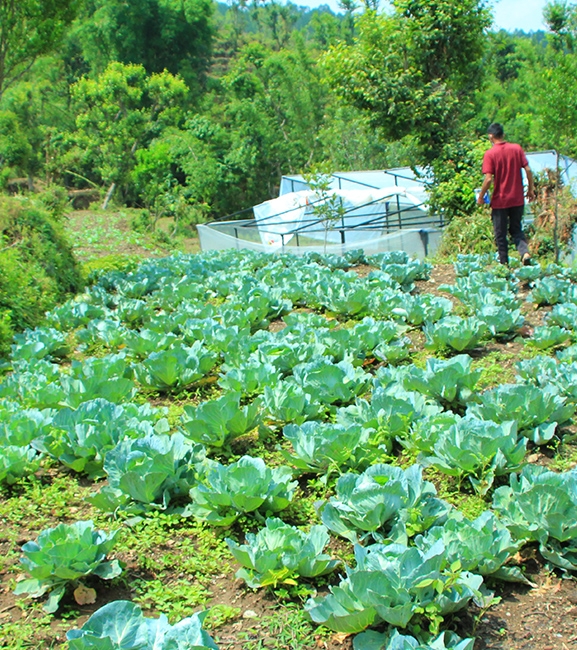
[1,0,576,234]
[0,195,83,356]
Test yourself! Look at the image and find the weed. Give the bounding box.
[203,603,241,630]
[232,602,330,650]
[134,576,210,621]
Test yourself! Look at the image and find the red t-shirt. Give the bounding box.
[482,142,529,209]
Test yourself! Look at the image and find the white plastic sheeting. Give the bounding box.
[197,222,441,260]
[252,187,427,249]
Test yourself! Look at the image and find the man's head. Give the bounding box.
[487,123,504,142]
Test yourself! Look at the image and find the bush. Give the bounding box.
[437,209,496,257]
[82,254,143,285]
[0,195,83,357]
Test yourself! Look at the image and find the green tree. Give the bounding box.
[323,1,492,161]
[68,0,213,91]
[0,0,79,99]
[64,62,188,207]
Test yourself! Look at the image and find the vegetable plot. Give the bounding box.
[2,249,577,649]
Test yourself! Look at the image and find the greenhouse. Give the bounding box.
[197,151,577,258]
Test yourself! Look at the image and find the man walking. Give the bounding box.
[477,123,535,265]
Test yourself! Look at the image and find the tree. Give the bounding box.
[64,62,188,207]
[68,0,213,91]
[323,1,492,161]
[0,0,79,99]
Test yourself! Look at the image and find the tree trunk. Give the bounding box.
[101,182,116,210]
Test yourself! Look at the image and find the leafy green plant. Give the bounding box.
[391,294,453,326]
[36,399,169,477]
[528,325,572,350]
[414,511,526,583]
[305,541,482,634]
[353,629,474,650]
[187,456,297,525]
[338,385,441,442]
[11,327,70,362]
[292,358,371,406]
[467,383,574,444]
[544,302,577,330]
[453,254,492,277]
[530,276,572,305]
[401,355,481,408]
[260,380,323,426]
[14,520,122,613]
[418,416,526,495]
[66,601,218,649]
[492,465,577,570]
[180,392,261,449]
[282,421,379,475]
[218,355,281,396]
[320,464,450,544]
[0,445,43,483]
[373,337,412,364]
[226,518,339,588]
[89,432,206,515]
[424,316,487,352]
[134,342,216,392]
[477,305,524,338]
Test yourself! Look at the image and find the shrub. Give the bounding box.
[0,195,82,356]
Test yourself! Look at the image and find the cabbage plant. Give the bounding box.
[414,511,527,583]
[260,380,323,426]
[545,303,577,330]
[11,327,70,362]
[418,417,526,495]
[529,325,572,350]
[187,456,297,525]
[218,355,281,396]
[492,465,577,570]
[134,342,216,392]
[0,446,43,484]
[401,355,481,408]
[477,305,524,338]
[282,421,379,475]
[423,316,487,352]
[89,433,206,515]
[36,399,169,478]
[14,520,122,613]
[320,464,450,544]
[391,294,453,326]
[180,392,261,449]
[353,629,474,650]
[66,601,218,649]
[530,276,572,305]
[467,383,574,444]
[305,541,482,634]
[337,386,441,442]
[293,358,371,406]
[226,518,339,588]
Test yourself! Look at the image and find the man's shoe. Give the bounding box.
[522,253,531,266]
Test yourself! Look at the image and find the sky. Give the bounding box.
[296,0,550,32]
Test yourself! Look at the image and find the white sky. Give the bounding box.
[295,0,550,32]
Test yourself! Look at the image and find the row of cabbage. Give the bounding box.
[2,249,577,650]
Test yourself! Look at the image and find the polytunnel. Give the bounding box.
[197,151,577,258]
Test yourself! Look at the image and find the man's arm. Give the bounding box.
[524,165,535,202]
[477,172,493,206]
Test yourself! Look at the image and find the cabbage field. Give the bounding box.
[1,248,577,649]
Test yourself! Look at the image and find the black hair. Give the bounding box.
[488,123,504,138]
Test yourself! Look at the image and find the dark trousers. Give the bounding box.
[491,205,529,265]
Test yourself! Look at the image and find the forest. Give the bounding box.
[0,0,576,230]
